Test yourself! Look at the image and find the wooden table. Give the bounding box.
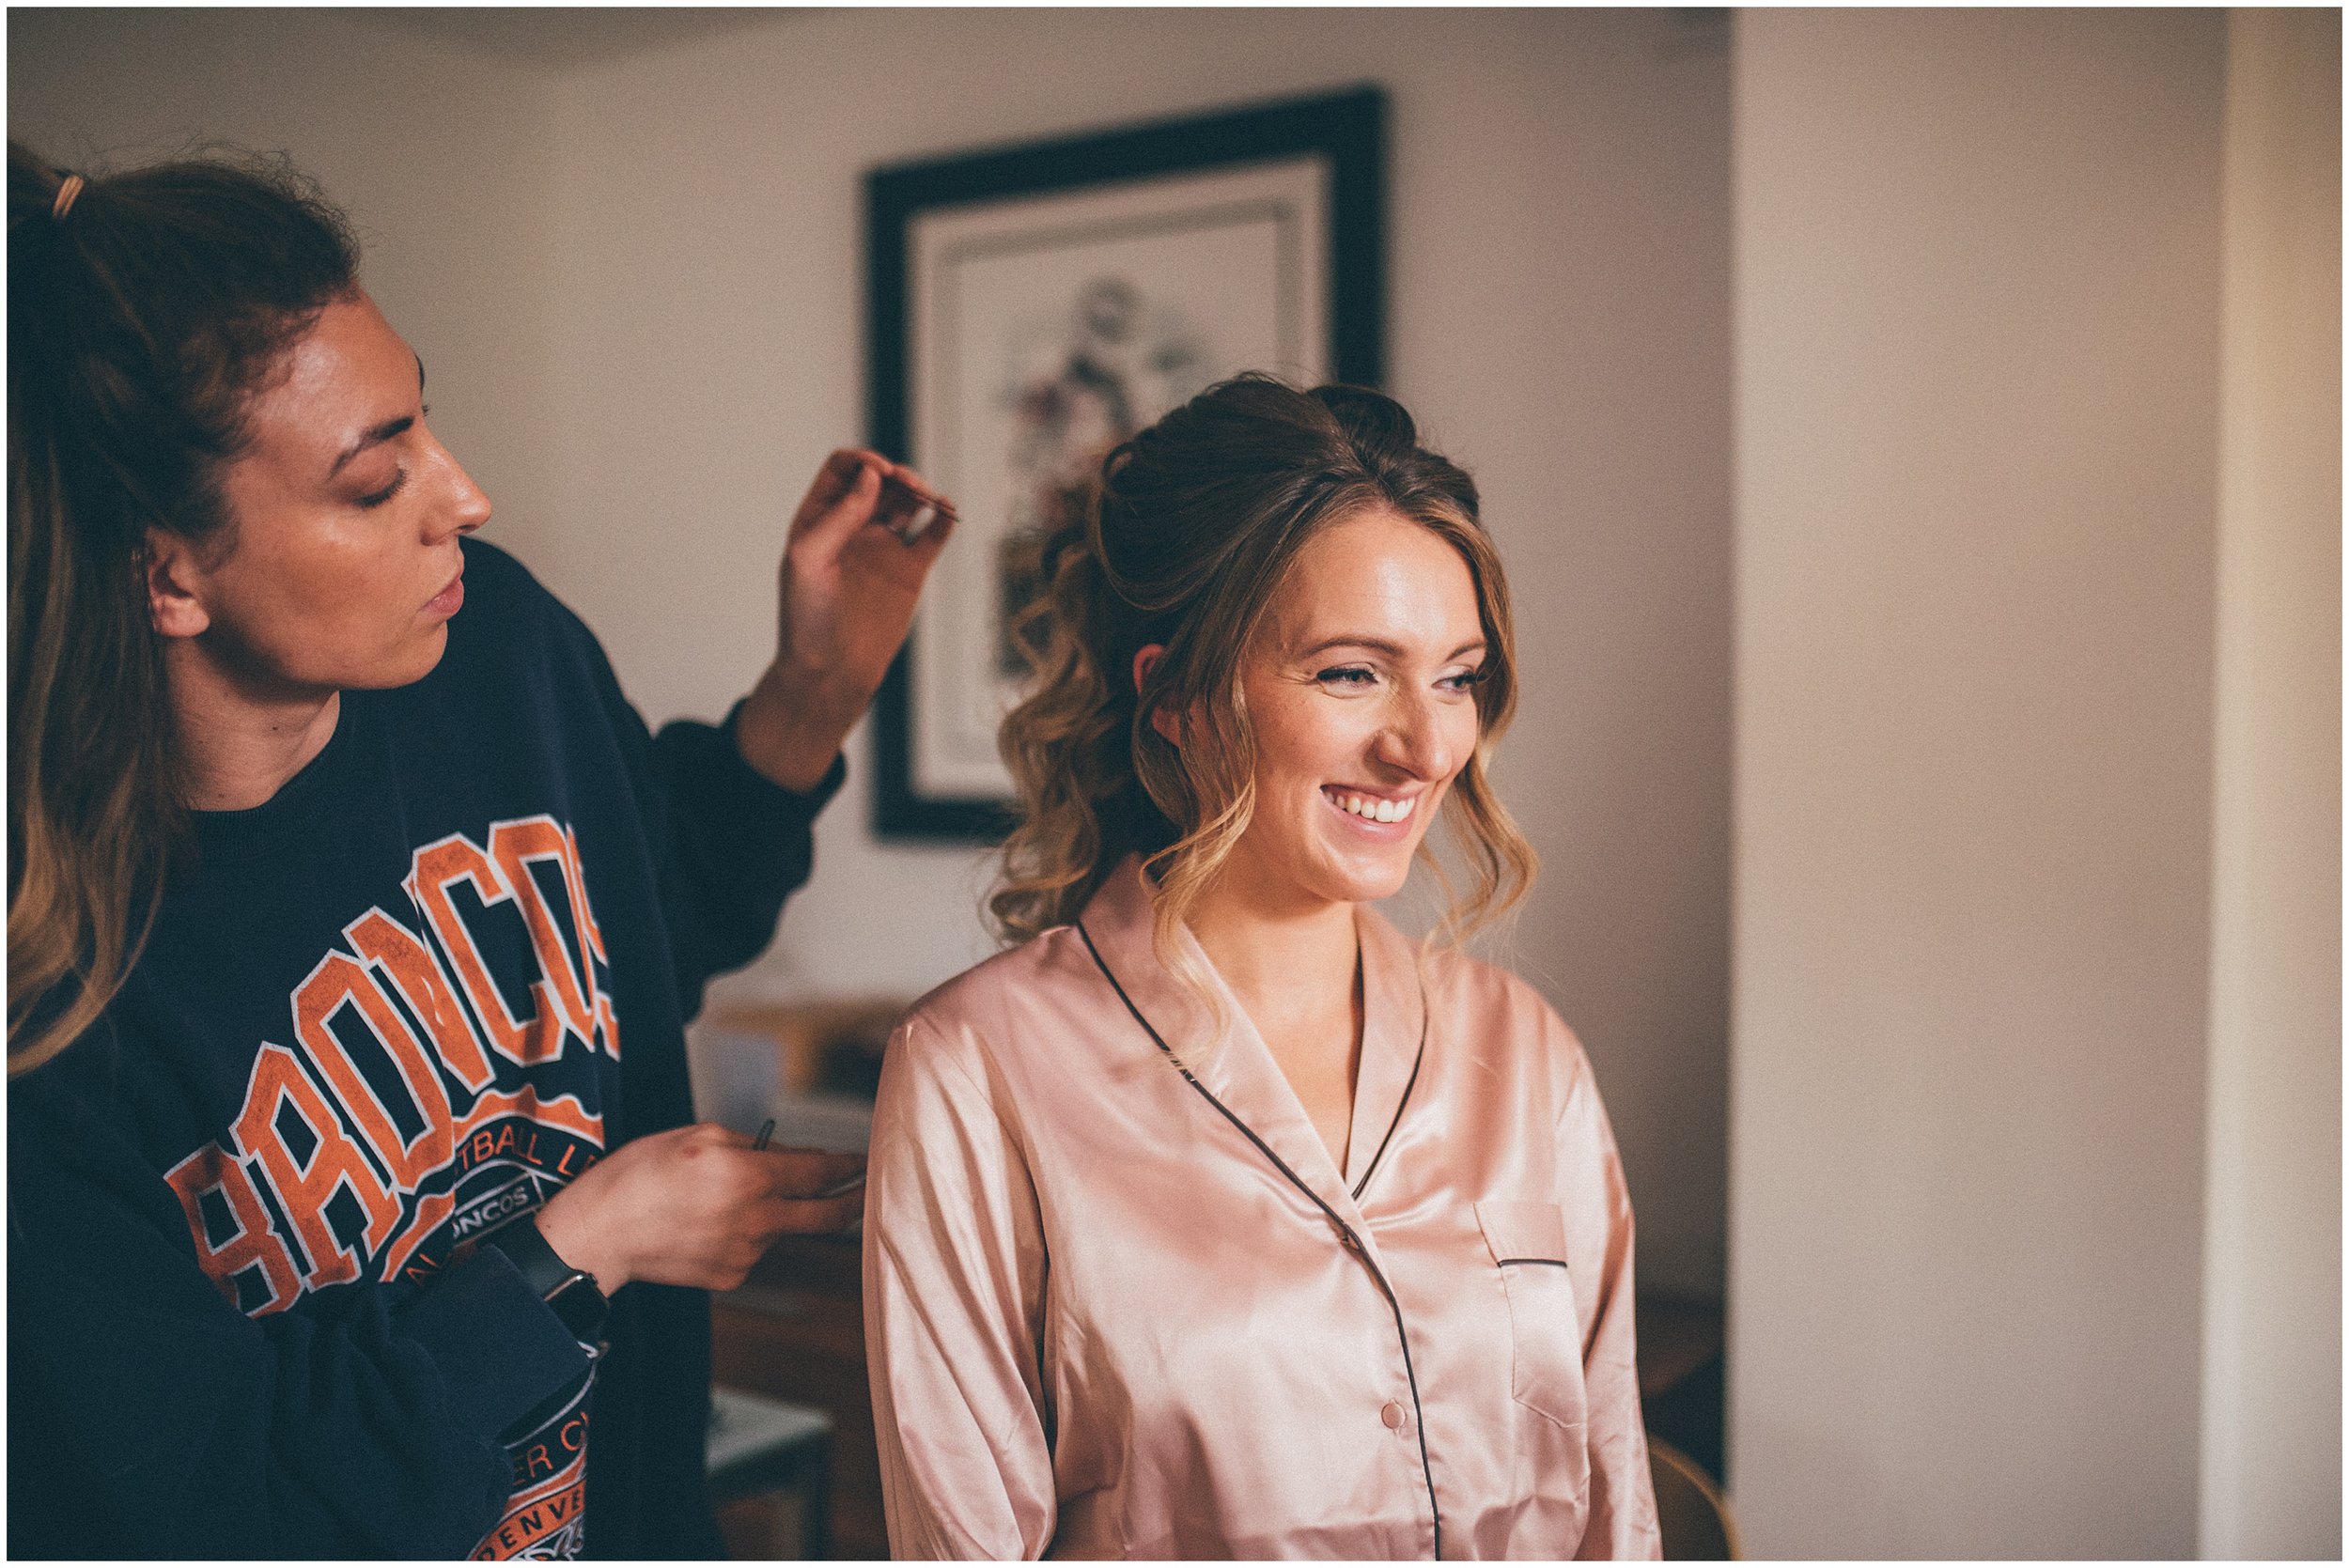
[712,1236,881,1560]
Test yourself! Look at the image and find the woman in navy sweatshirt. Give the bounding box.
[7,143,952,1558]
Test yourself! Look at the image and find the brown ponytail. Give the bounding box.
[8,142,358,1074]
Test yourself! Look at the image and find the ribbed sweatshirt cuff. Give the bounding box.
[399,1247,589,1445]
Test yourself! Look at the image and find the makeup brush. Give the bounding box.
[879,470,959,543]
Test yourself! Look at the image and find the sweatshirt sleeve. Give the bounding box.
[547,576,842,1020]
[863,1014,1059,1560]
[5,1079,591,1560]
[1551,1019,1664,1561]
[642,702,843,1016]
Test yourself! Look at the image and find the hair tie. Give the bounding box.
[51,174,85,222]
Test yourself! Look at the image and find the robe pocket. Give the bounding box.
[1475,1200,1588,1434]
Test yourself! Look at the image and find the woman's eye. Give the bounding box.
[1439,669,1487,694]
[1315,665,1377,689]
[354,470,409,509]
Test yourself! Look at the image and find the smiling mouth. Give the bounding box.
[1322,786,1419,826]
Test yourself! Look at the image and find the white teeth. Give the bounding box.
[1329,791,1414,823]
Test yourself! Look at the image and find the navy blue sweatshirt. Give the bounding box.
[8,538,841,1559]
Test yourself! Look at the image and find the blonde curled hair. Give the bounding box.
[990,374,1536,985]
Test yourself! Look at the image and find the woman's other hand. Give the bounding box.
[533,1122,865,1293]
[735,447,957,791]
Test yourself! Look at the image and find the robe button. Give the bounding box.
[1337,1229,1361,1253]
[1381,1401,1406,1431]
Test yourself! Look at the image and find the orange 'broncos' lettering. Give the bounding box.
[490,817,599,1051]
[163,1141,303,1314]
[295,950,458,1190]
[230,1041,402,1289]
[166,815,615,1313]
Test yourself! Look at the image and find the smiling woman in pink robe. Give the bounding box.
[861,376,1660,1560]
[865,859,1657,1560]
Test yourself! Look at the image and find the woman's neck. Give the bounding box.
[164,640,341,812]
[1187,858,1364,1169]
[1187,871,1360,1021]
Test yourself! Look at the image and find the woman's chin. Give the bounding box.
[1301,843,1416,907]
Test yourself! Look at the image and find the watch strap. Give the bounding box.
[485,1212,607,1339]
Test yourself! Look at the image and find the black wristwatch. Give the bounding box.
[483,1212,609,1342]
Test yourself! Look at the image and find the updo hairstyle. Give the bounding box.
[989,373,1536,966]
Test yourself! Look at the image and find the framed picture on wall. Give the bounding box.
[866,85,1387,841]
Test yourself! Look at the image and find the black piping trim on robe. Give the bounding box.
[1078,920,1443,1561]
[1350,984,1427,1203]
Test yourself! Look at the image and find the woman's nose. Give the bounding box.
[425,432,492,541]
[1373,692,1454,780]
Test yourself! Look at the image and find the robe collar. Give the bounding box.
[1075,855,1428,1213]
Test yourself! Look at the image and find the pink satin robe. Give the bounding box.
[863,858,1660,1560]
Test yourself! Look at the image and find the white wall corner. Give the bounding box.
[2197,8,2344,1560]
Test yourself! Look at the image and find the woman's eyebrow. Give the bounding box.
[1298,635,1488,661]
[327,356,428,479]
[329,414,412,478]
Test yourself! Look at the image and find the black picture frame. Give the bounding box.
[866,85,1387,842]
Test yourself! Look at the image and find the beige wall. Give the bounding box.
[1730,8,2249,1558]
[2200,8,2342,1560]
[7,8,1735,1298]
[534,7,1735,1296]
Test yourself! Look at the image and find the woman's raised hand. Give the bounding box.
[532,1122,865,1294]
[733,448,957,792]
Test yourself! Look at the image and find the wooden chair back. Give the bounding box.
[1648,1433,1741,1560]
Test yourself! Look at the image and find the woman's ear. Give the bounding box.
[144,529,211,640]
[1132,644,1182,747]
